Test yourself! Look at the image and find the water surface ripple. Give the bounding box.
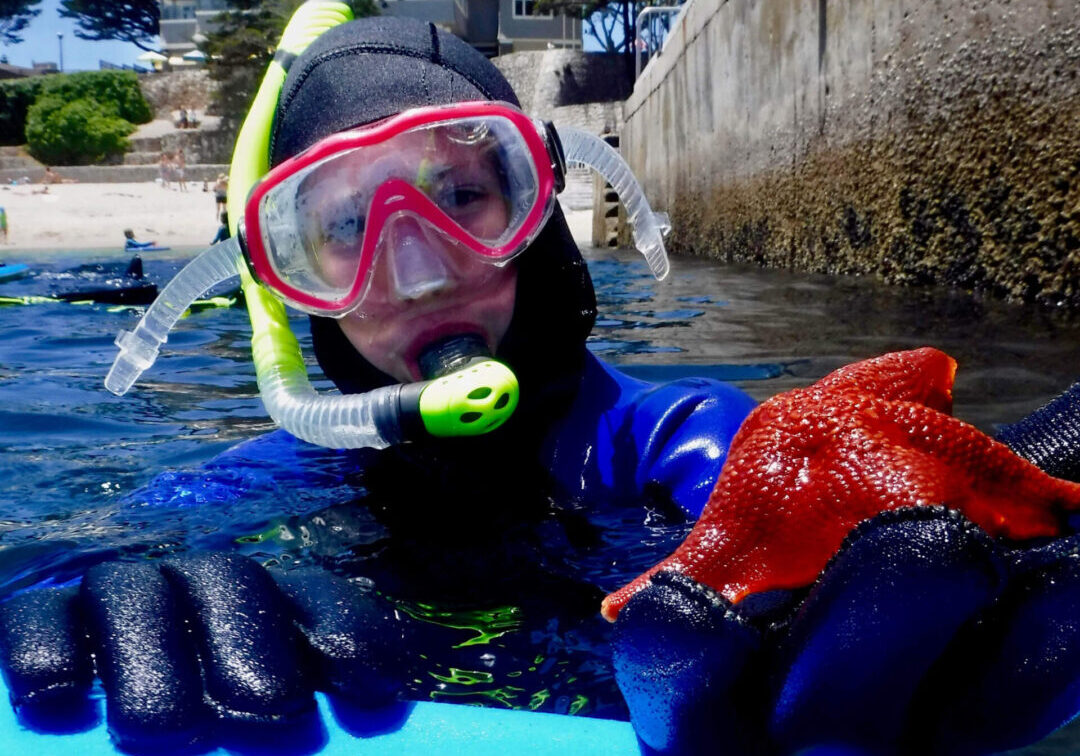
[1,247,1079,748]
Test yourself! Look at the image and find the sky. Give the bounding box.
[0,0,638,71]
[0,0,155,72]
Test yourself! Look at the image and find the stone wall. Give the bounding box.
[623,0,1080,307]
[494,49,630,133]
[138,69,216,118]
[0,163,228,184]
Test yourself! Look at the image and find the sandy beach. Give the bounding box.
[0,181,229,252]
[0,180,595,253]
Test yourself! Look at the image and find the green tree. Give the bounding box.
[45,70,153,124]
[0,0,41,45]
[204,0,378,132]
[538,0,673,79]
[0,77,45,144]
[21,71,151,162]
[58,0,160,52]
[26,96,135,165]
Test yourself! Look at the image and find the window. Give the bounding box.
[513,0,552,18]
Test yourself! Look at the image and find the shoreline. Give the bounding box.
[0,181,595,254]
[0,181,229,253]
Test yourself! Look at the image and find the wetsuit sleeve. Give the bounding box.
[621,377,757,519]
[125,430,359,510]
[543,355,756,519]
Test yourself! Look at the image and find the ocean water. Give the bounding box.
[2,246,1080,749]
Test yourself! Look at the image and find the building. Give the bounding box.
[159,0,581,60]
[158,0,229,58]
[0,61,55,80]
[381,0,581,56]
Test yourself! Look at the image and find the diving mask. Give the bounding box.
[245,102,563,317]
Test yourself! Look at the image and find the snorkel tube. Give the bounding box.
[558,128,671,280]
[105,1,671,450]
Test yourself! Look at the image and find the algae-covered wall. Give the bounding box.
[622,0,1080,306]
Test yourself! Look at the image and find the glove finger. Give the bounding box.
[160,552,314,724]
[612,570,763,755]
[769,508,1006,754]
[272,567,411,707]
[0,587,93,719]
[80,562,205,749]
[995,381,1080,483]
[915,554,1080,755]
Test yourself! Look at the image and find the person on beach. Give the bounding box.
[209,210,229,244]
[3,13,1080,756]
[40,166,63,185]
[175,148,187,192]
[213,173,227,218]
[158,152,172,189]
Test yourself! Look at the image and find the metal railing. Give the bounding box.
[635,5,684,79]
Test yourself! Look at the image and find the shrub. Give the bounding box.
[0,70,151,149]
[40,71,153,125]
[0,78,46,145]
[25,96,135,165]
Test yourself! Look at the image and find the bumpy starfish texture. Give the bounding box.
[602,348,1080,621]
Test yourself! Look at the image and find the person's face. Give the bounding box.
[303,129,519,382]
[336,243,517,382]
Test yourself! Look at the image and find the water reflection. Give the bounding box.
[585,247,1080,433]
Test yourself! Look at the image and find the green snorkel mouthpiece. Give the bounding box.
[378,335,520,443]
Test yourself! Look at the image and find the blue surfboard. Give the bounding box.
[0,679,643,755]
[0,263,29,282]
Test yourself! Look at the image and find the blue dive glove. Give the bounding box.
[612,382,1080,755]
[0,553,412,751]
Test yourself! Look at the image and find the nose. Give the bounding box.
[386,215,452,300]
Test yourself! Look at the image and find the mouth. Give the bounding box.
[401,321,490,380]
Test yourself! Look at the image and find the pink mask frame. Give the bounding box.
[243,101,560,316]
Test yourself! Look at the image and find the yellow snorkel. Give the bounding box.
[226,0,354,434]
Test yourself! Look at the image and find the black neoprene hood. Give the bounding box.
[270,17,596,416]
[270,17,520,167]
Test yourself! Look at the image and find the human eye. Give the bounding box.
[436,183,491,213]
[311,191,368,247]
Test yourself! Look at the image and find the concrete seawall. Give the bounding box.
[623,0,1080,306]
[494,49,629,134]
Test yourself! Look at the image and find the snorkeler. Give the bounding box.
[5,6,1080,756]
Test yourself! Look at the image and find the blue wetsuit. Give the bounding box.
[125,238,156,251]
[131,351,757,520]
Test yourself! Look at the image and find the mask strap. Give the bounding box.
[557,127,671,280]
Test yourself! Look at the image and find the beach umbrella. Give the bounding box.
[182,49,207,62]
[135,50,167,63]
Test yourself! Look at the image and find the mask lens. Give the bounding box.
[415,117,538,245]
[254,110,547,314]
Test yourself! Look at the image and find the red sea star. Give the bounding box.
[601,348,1080,622]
